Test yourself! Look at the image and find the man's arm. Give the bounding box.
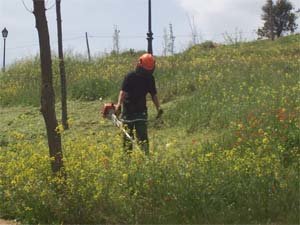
[115,90,126,114]
[151,94,163,118]
[151,94,160,111]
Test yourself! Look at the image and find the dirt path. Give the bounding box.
[0,219,17,225]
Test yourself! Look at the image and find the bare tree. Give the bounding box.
[33,0,64,174]
[56,0,68,130]
[223,28,245,45]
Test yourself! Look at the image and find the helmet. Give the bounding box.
[137,53,155,71]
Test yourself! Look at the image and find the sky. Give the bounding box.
[0,0,299,65]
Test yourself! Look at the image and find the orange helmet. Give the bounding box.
[137,53,155,71]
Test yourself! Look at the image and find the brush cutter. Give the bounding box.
[102,103,163,142]
[101,103,134,142]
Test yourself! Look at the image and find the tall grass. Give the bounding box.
[0,35,299,224]
[0,128,298,224]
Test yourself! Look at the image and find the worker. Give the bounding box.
[115,53,162,155]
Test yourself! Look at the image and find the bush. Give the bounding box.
[69,78,118,101]
[0,130,299,224]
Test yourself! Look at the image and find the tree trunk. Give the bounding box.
[269,1,275,41]
[33,0,64,174]
[56,0,69,130]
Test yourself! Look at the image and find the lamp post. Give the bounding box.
[147,0,153,54]
[2,27,8,72]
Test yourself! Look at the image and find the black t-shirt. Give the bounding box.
[121,71,157,114]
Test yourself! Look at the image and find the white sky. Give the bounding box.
[0,0,299,65]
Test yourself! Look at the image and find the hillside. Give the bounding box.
[0,35,299,224]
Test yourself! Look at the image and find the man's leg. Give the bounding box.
[123,122,134,154]
[135,121,149,155]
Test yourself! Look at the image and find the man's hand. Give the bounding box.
[156,108,163,119]
[115,104,121,117]
[115,91,126,117]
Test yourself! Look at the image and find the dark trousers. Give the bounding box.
[123,120,149,155]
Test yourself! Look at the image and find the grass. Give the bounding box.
[0,35,299,224]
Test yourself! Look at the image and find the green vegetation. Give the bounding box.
[0,35,299,224]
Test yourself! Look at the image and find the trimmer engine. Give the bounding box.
[102,103,116,119]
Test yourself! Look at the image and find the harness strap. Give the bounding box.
[120,118,148,123]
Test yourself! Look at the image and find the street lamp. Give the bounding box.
[2,27,8,72]
[147,0,153,54]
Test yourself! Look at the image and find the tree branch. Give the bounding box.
[45,0,56,10]
[22,0,33,13]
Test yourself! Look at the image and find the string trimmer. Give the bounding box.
[102,103,163,143]
[102,103,134,142]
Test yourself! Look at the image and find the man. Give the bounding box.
[115,53,162,155]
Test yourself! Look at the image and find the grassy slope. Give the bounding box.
[0,35,299,224]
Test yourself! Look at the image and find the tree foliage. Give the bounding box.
[258,0,298,40]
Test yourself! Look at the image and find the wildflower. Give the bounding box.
[262,137,269,145]
[237,123,244,130]
[101,157,110,169]
[255,139,260,145]
[67,118,74,126]
[55,124,64,134]
[206,152,214,158]
[25,207,33,211]
[166,143,172,148]
[122,173,128,182]
[277,108,287,122]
